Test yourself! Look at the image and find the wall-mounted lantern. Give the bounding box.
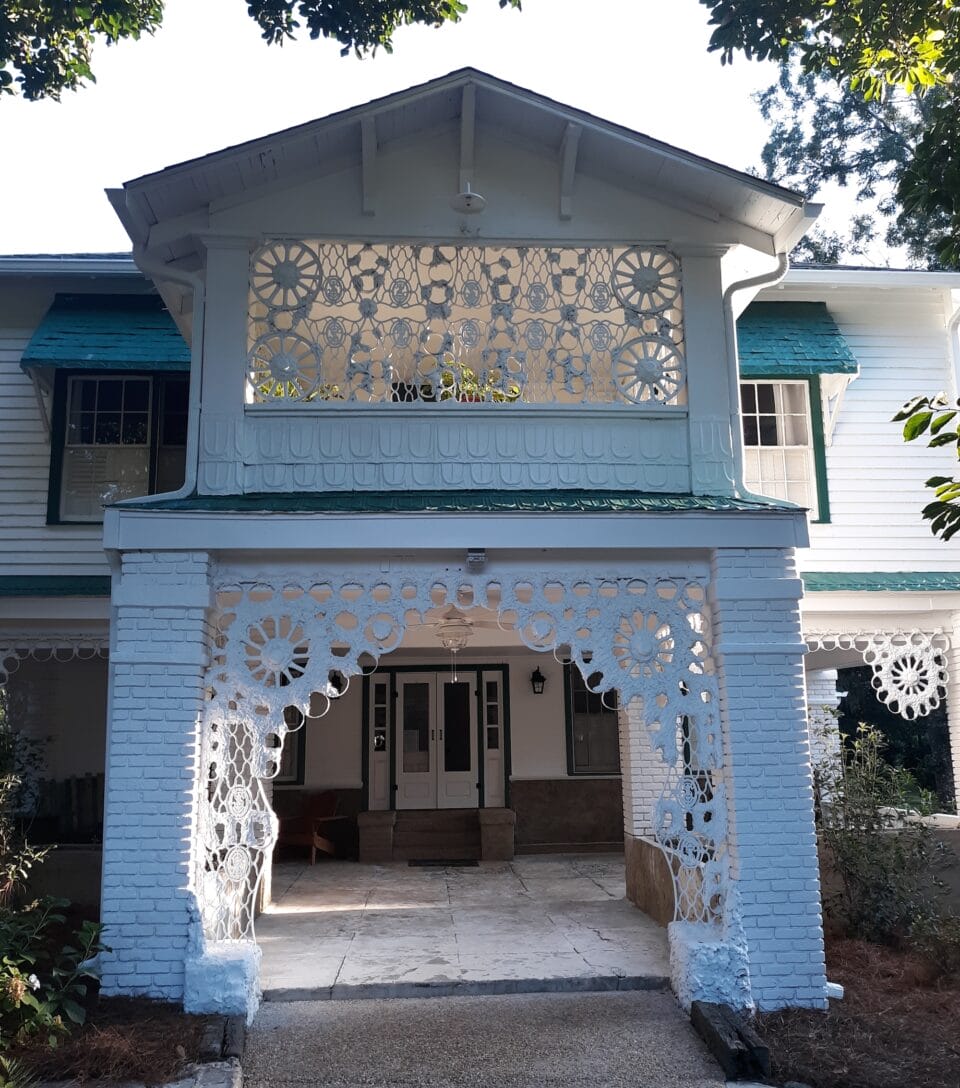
[530,667,547,695]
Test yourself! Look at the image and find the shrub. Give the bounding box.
[0,693,107,1052]
[816,720,960,971]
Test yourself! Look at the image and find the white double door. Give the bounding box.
[396,672,479,809]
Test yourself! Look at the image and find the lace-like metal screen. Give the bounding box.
[246,243,685,406]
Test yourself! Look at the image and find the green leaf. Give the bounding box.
[60,998,86,1025]
[929,411,958,434]
[903,410,934,440]
[927,432,959,447]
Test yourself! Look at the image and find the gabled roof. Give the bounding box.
[737,301,859,377]
[112,68,813,257]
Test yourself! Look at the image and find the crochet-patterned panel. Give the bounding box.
[806,629,948,720]
[195,567,727,941]
[246,243,685,406]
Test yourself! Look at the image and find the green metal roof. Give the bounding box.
[737,301,859,377]
[20,294,190,372]
[804,572,960,592]
[0,576,111,597]
[119,490,794,514]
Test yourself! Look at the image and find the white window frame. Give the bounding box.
[740,378,824,519]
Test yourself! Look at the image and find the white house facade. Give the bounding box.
[2,70,959,1021]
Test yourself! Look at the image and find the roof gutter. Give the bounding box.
[722,251,791,503]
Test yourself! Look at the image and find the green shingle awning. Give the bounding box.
[803,571,960,592]
[20,294,190,372]
[737,301,858,377]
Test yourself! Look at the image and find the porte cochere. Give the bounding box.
[16,69,836,1019]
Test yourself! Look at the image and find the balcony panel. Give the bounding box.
[245,242,687,408]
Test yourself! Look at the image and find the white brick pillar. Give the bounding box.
[700,547,827,1010]
[621,699,675,923]
[99,551,214,1001]
[946,615,960,808]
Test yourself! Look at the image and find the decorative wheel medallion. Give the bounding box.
[612,337,685,403]
[611,248,681,312]
[243,617,309,687]
[223,845,251,883]
[226,786,252,819]
[250,242,321,310]
[613,610,675,678]
[248,332,321,400]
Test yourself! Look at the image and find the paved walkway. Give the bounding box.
[257,854,670,1000]
[245,991,725,1088]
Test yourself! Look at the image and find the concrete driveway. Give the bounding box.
[244,990,726,1088]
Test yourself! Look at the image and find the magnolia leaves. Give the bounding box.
[894,391,960,540]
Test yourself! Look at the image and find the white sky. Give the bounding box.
[0,0,851,255]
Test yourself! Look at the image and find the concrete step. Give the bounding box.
[392,809,481,860]
[263,974,671,1002]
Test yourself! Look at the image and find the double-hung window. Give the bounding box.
[740,378,829,521]
[565,665,621,775]
[51,372,188,523]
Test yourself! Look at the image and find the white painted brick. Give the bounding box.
[709,546,828,1011]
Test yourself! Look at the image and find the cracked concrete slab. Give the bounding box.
[257,854,669,1000]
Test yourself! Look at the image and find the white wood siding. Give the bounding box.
[766,284,960,574]
[0,312,109,578]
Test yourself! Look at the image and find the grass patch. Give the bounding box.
[13,997,215,1085]
[756,936,960,1088]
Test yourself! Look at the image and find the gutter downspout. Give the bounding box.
[722,251,790,502]
[119,248,204,504]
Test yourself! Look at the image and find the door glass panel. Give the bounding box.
[402,683,431,773]
[443,681,471,773]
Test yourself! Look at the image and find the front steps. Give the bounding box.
[392,809,481,861]
[357,807,516,862]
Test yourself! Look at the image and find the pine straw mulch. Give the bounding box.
[755,935,960,1088]
[13,997,216,1085]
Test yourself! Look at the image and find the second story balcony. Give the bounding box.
[105,68,816,497]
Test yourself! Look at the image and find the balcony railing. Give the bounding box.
[246,242,686,408]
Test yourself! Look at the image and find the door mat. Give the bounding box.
[408,859,480,867]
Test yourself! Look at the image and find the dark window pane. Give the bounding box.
[757,384,776,412]
[161,412,188,447]
[485,680,498,701]
[742,416,759,446]
[443,681,471,773]
[163,379,189,413]
[154,446,186,492]
[486,726,499,750]
[68,413,95,445]
[740,384,756,412]
[122,413,149,445]
[95,413,121,445]
[486,704,499,726]
[759,416,780,446]
[124,380,150,411]
[97,381,123,411]
[79,381,97,411]
[402,683,430,774]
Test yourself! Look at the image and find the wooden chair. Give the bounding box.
[278,791,349,864]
